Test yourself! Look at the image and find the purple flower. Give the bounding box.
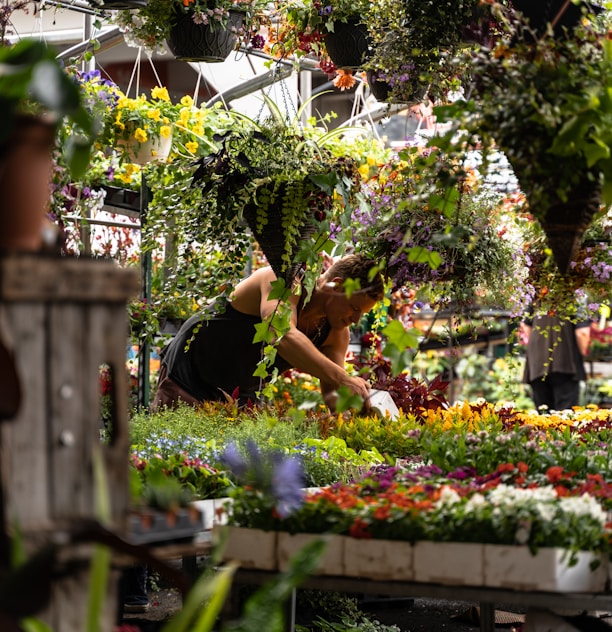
[250,34,265,49]
[272,457,305,518]
[220,443,248,478]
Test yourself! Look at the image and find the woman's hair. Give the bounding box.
[323,254,385,301]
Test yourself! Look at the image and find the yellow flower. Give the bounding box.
[192,124,204,137]
[179,109,191,126]
[147,109,162,123]
[180,95,194,107]
[134,128,148,143]
[160,125,172,139]
[185,141,198,153]
[151,86,170,102]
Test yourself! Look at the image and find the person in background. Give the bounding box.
[152,254,386,412]
[520,311,591,411]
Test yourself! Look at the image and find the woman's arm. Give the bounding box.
[256,271,370,408]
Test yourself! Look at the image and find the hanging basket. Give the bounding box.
[365,69,427,105]
[242,180,328,285]
[166,9,244,62]
[87,0,147,9]
[535,180,602,274]
[116,125,173,165]
[510,0,603,37]
[324,18,371,70]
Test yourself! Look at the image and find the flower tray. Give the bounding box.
[213,529,610,593]
[127,507,204,545]
[483,545,607,593]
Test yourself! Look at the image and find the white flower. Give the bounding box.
[558,494,607,525]
[434,485,462,508]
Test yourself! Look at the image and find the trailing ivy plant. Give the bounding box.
[189,94,365,397]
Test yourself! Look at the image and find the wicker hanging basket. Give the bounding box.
[534,180,602,274]
[242,179,329,285]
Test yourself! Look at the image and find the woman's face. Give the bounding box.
[323,281,378,329]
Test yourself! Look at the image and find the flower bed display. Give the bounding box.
[211,424,612,593]
[216,526,609,593]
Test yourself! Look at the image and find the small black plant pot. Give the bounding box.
[167,9,244,62]
[511,0,603,37]
[324,18,371,70]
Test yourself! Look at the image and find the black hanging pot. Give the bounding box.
[365,69,427,105]
[324,18,371,70]
[510,0,603,37]
[88,0,147,9]
[167,9,245,62]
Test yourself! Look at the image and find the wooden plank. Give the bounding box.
[0,255,140,302]
[0,304,51,529]
[49,304,90,520]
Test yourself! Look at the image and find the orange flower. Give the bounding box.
[333,70,357,91]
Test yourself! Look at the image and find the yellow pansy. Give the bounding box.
[151,86,170,102]
[179,109,191,125]
[185,141,198,153]
[134,128,148,143]
[147,109,162,122]
[192,124,204,137]
[180,95,194,107]
[160,125,172,138]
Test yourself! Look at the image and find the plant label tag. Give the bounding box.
[368,389,399,421]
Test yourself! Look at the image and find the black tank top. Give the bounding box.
[161,299,331,403]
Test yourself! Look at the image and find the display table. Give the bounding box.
[217,528,612,632]
[228,568,612,632]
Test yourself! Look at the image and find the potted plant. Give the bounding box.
[271,0,374,71]
[435,5,612,273]
[0,39,95,252]
[351,148,527,314]
[190,96,362,286]
[113,0,266,60]
[361,0,491,104]
[103,84,181,165]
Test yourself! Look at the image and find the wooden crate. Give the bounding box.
[0,254,139,630]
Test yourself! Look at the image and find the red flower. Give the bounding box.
[546,466,564,483]
[349,518,372,539]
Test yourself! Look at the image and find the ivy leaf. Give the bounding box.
[428,187,460,216]
[431,226,470,247]
[253,321,275,344]
[342,277,361,299]
[267,278,289,301]
[407,246,442,269]
[383,319,420,350]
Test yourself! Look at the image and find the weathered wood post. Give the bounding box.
[0,254,139,631]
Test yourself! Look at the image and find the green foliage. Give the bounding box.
[131,453,233,507]
[437,6,612,213]
[319,412,424,462]
[455,354,534,409]
[296,591,401,632]
[129,402,385,499]
[364,0,484,103]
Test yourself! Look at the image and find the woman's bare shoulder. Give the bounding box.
[230,267,275,313]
